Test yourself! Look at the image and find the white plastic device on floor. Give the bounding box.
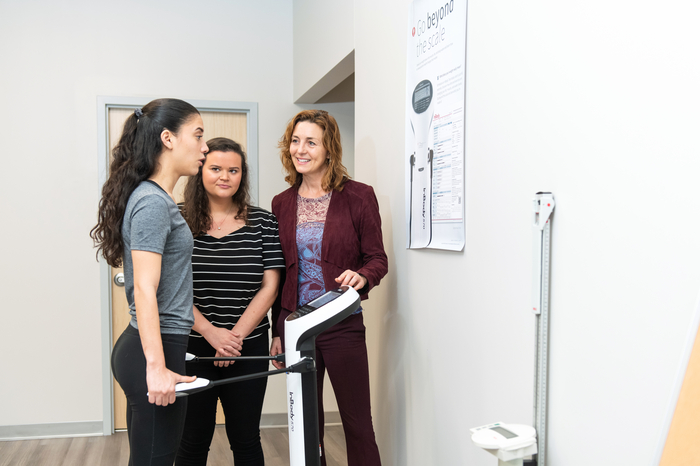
[470,422,537,466]
[470,193,554,466]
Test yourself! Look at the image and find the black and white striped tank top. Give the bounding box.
[190,206,285,341]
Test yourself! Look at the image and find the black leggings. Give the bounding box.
[175,333,269,466]
[111,325,189,466]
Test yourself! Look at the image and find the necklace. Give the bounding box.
[212,204,234,230]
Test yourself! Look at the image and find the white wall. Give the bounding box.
[293,0,354,102]
[355,0,700,465]
[0,0,298,428]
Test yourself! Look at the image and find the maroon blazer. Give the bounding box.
[271,180,388,335]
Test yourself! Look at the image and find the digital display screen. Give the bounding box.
[490,426,517,439]
[414,86,430,103]
[306,290,342,310]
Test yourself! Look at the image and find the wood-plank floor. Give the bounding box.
[0,425,347,466]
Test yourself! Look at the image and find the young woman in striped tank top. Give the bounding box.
[176,138,285,466]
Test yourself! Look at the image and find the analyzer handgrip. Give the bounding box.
[173,377,211,397]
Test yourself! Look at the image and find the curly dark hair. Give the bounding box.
[278,109,350,192]
[90,98,200,267]
[182,137,250,236]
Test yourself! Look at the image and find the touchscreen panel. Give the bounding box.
[306,290,342,310]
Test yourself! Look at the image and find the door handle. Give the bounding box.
[114,273,125,287]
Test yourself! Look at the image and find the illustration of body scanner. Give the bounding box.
[409,79,434,248]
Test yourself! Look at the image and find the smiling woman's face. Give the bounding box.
[201,150,242,202]
[289,121,329,178]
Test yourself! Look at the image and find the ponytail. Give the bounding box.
[90,98,200,266]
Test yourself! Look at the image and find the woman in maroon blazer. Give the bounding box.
[270,109,388,466]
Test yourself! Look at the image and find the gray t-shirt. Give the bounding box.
[122,181,194,334]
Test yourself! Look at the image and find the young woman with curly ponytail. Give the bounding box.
[90,98,209,466]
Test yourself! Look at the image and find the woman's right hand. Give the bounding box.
[270,336,285,369]
[146,364,196,406]
[203,326,243,358]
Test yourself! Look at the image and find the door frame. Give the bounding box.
[97,96,259,434]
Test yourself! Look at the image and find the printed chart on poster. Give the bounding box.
[405,0,466,251]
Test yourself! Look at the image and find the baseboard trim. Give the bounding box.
[0,421,103,441]
[260,411,341,428]
[0,413,342,440]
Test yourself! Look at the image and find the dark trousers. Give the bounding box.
[175,333,269,466]
[278,311,381,466]
[111,325,189,466]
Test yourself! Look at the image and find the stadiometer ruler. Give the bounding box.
[532,192,554,466]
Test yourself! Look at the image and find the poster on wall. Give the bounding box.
[405,0,466,251]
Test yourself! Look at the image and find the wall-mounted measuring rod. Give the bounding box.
[532,192,554,466]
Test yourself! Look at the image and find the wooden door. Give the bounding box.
[659,323,700,464]
[109,108,248,429]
